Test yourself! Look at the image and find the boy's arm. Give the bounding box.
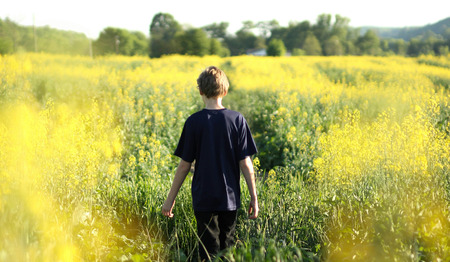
[239,156,259,219]
[162,159,191,218]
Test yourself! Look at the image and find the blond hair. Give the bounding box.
[197,66,229,98]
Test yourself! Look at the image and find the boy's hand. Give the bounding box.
[162,199,175,218]
[161,159,191,219]
[248,198,259,219]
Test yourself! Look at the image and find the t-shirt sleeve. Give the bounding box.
[174,119,196,163]
[237,115,257,160]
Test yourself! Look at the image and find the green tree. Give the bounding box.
[93,27,134,55]
[0,19,14,54]
[437,45,449,56]
[202,23,231,57]
[427,35,444,55]
[292,48,305,56]
[0,18,20,53]
[313,14,332,44]
[283,21,310,52]
[240,21,255,32]
[130,31,149,56]
[0,38,13,54]
[178,28,209,56]
[266,38,286,56]
[343,28,359,55]
[380,39,390,54]
[150,13,182,57]
[324,35,343,56]
[406,37,442,57]
[270,27,289,43]
[407,38,422,56]
[210,38,221,55]
[356,30,380,55]
[444,28,450,41]
[389,39,407,55]
[255,20,280,38]
[209,38,230,57]
[254,36,267,50]
[331,15,350,40]
[225,23,259,55]
[202,22,229,40]
[332,15,351,55]
[234,30,257,54]
[302,32,322,55]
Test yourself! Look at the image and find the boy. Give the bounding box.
[162,66,259,261]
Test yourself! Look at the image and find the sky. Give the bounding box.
[1,0,449,39]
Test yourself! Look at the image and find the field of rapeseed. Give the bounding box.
[0,53,449,261]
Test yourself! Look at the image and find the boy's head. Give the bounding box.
[197,66,229,98]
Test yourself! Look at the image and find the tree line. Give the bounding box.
[1,13,449,57]
[0,18,90,55]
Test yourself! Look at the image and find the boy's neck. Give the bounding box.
[203,96,225,110]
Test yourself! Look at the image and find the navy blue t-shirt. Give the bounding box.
[174,108,257,212]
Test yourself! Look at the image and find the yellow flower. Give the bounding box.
[253,157,260,169]
[128,155,136,168]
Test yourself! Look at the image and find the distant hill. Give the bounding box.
[360,17,450,40]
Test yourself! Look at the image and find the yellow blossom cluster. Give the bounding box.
[0,101,122,260]
[0,54,124,260]
[313,99,450,186]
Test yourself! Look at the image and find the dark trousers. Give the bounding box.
[194,210,237,261]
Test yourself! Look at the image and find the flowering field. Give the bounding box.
[0,53,449,261]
